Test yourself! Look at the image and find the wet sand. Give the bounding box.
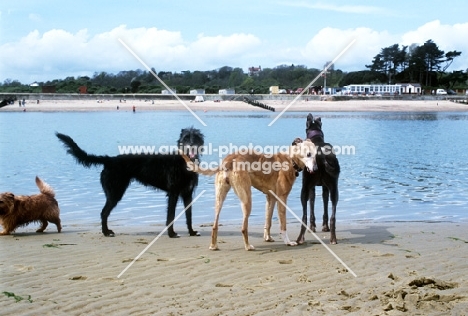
[1,222,467,314]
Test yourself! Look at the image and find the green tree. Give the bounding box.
[130,78,141,93]
[439,70,468,90]
[228,68,245,88]
[339,70,386,86]
[419,40,445,86]
[366,44,407,84]
[239,76,255,93]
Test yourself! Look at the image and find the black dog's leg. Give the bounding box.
[166,193,180,238]
[309,186,317,232]
[100,170,129,237]
[101,200,118,237]
[182,191,200,236]
[329,181,339,244]
[296,177,309,244]
[321,186,330,232]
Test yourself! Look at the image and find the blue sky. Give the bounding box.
[1,0,467,84]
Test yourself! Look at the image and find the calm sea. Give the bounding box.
[1,109,468,232]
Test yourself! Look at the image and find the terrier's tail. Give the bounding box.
[35,176,55,197]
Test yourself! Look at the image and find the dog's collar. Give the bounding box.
[292,160,302,177]
[307,129,324,140]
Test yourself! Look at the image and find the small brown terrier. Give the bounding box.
[0,176,62,235]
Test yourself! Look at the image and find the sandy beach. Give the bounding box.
[1,221,467,315]
[1,98,468,112]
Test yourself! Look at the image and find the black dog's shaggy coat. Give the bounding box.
[296,114,340,245]
[56,127,204,237]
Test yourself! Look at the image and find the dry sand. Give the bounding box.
[2,98,468,314]
[1,98,468,112]
[1,222,467,315]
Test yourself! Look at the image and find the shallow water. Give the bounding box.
[1,110,467,232]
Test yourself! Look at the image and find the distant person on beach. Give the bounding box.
[133,105,136,113]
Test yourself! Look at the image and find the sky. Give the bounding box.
[1,0,468,84]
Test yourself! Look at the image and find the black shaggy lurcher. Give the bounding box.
[56,127,204,237]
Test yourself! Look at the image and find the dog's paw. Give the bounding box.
[209,245,219,251]
[296,236,305,245]
[103,230,115,237]
[190,231,201,236]
[264,236,275,242]
[280,230,295,246]
[169,233,180,238]
[245,244,255,251]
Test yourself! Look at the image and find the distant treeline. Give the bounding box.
[1,39,467,94]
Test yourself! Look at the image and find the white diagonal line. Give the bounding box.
[117,190,206,278]
[268,190,357,277]
[268,39,356,126]
[118,38,207,127]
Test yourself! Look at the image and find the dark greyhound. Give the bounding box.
[296,113,340,244]
[56,127,204,238]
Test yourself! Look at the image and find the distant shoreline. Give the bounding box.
[1,91,465,102]
[1,98,467,113]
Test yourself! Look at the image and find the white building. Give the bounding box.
[193,95,204,102]
[161,88,177,95]
[342,83,422,95]
[219,88,235,95]
[190,89,205,95]
[400,83,422,94]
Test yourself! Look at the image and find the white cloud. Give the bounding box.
[188,33,262,69]
[1,21,467,83]
[401,20,468,71]
[1,29,89,73]
[298,21,468,72]
[0,25,262,82]
[298,27,396,70]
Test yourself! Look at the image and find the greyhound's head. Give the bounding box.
[306,113,324,142]
[306,113,322,129]
[290,138,318,173]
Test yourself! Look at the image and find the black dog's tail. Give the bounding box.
[56,132,109,168]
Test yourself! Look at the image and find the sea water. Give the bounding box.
[1,109,467,231]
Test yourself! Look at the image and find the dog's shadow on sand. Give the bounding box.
[300,225,398,246]
[235,225,397,250]
[8,228,94,238]
[341,225,397,245]
[195,225,398,252]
